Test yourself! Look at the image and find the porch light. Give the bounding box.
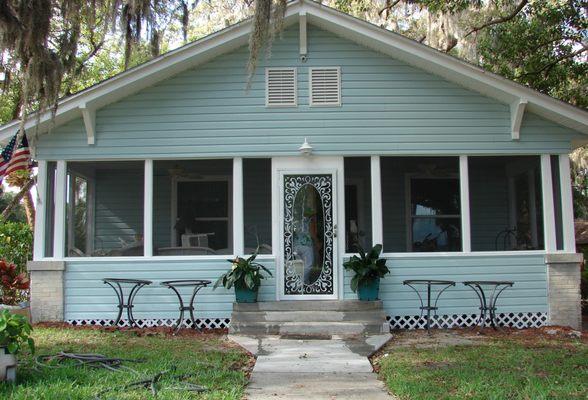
[299,137,313,156]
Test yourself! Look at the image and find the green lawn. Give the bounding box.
[0,326,252,400]
[375,332,588,400]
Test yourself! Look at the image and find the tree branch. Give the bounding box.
[518,45,588,78]
[465,0,529,38]
[378,0,402,17]
[1,178,35,222]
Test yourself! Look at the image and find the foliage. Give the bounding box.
[0,260,29,305]
[0,309,34,355]
[0,222,32,276]
[343,244,390,292]
[0,327,250,399]
[376,334,588,399]
[571,145,588,219]
[214,250,272,291]
[0,190,27,224]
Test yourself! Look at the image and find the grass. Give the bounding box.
[0,326,252,400]
[375,331,588,400]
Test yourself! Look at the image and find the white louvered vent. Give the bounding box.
[266,68,297,107]
[309,67,341,106]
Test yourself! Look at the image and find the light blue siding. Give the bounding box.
[344,254,548,316]
[36,25,582,160]
[64,258,276,320]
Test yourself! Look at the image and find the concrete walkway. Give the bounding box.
[230,334,395,400]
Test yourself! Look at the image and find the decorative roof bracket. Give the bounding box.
[510,99,527,140]
[79,104,96,145]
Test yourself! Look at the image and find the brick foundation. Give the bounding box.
[545,253,583,330]
[27,261,65,323]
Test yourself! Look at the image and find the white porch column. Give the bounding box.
[459,155,471,252]
[53,160,67,259]
[558,154,576,252]
[540,155,557,252]
[370,156,383,246]
[233,157,244,256]
[144,160,153,257]
[33,160,48,260]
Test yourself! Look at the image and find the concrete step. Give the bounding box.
[233,300,383,312]
[231,310,386,323]
[229,321,388,336]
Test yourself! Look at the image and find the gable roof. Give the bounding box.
[1,0,587,146]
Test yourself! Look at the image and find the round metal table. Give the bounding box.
[160,279,212,334]
[463,280,514,330]
[403,279,456,332]
[102,278,152,327]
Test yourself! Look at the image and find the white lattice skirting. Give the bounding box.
[66,312,547,331]
[387,312,548,330]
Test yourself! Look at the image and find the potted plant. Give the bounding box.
[343,244,389,301]
[0,309,35,382]
[214,250,272,303]
[0,260,30,321]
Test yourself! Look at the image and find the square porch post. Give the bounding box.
[459,155,471,252]
[540,155,557,252]
[144,159,153,257]
[33,160,47,260]
[370,156,383,246]
[233,157,244,256]
[53,160,67,259]
[558,154,576,252]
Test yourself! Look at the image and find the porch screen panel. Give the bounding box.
[66,161,144,257]
[243,159,272,254]
[381,157,461,253]
[153,159,233,256]
[344,157,372,252]
[468,156,544,251]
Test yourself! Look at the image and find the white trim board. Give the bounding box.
[1,0,587,145]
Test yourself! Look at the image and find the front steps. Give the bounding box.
[229,300,389,336]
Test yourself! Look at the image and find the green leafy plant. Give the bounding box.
[0,222,33,276]
[343,244,390,292]
[214,250,272,291]
[0,309,34,355]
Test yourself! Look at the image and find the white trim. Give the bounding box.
[299,11,307,57]
[308,66,341,107]
[233,157,244,256]
[558,154,576,252]
[79,105,96,145]
[459,156,471,252]
[540,155,557,252]
[379,250,547,258]
[370,156,383,245]
[510,99,527,140]
[33,160,47,260]
[53,160,67,259]
[144,160,154,257]
[63,254,276,262]
[66,173,75,255]
[265,67,298,107]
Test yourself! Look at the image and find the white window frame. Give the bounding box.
[265,67,297,108]
[170,175,233,254]
[65,170,94,257]
[405,173,461,252]
[309,66,341,107]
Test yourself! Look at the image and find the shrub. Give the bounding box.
[0,309,34,355]
[0,260,29,305]
[0,222,32,275]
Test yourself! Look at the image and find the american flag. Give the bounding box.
[0,132,31,185]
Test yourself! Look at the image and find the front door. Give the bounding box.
[279,171,338,299]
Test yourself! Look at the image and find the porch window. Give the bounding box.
[468,156,544,251]
[344,157,372,252]
[44,162,57,257]
[66,161,144,257]
[153,159,232,256]
[243,159,272,254]
[381,157,461,252]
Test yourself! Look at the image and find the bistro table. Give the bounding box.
[463,281,514,330]
[403,279,456,332]
[102,278,152,327]
[160,279,212,334]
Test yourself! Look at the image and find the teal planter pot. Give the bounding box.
[357,278,380,301]
[235,285,258,303]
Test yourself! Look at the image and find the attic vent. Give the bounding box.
[309,67,341,106]
[266,68,297,107]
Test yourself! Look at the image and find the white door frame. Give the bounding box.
[272,156,345,300]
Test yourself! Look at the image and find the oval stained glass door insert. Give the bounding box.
[283,175,334,295]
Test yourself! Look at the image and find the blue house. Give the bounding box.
[2,0,586,331]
